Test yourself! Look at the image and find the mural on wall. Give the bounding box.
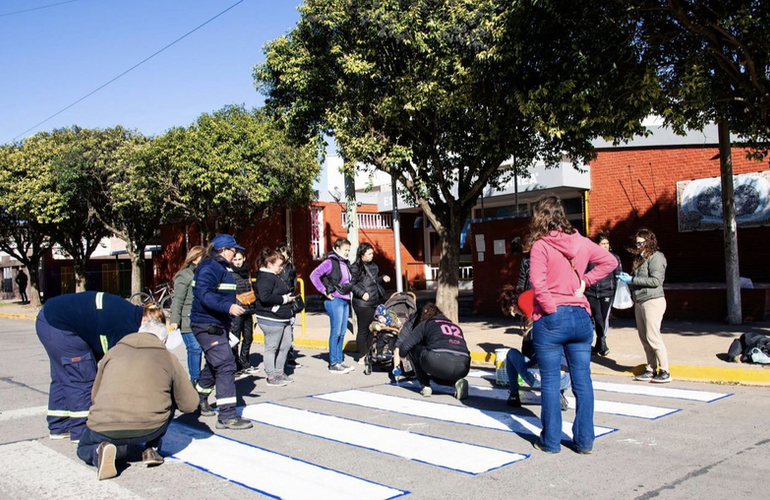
[677,171,770,231]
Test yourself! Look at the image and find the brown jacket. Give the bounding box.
[87,332,199,434]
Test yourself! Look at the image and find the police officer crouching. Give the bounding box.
[191,234,252,430]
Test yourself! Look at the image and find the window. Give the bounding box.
[310,207,324,260]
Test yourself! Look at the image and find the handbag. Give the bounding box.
[612,280,633,309]
[236,290,256,306]
[292,295,305,314]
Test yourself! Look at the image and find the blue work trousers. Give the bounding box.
[192,323,237,421]
[36,313,96,441]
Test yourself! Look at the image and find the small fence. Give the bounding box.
[404,262,474,291]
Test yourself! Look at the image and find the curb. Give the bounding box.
[0,313,35,320]
[283,336,770,387]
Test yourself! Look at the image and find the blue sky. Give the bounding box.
[0,0,304,144]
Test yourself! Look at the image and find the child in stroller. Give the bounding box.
[364,292,417,376]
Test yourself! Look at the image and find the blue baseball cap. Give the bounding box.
[211,234,245,251]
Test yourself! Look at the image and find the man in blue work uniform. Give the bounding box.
[35,291,143,442]
[192,234,252,430]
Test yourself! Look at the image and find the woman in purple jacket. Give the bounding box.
[310,238,354,374]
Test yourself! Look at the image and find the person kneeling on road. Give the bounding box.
[393,303,471,400]
[76,308,199,480]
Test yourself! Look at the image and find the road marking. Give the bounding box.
[457,383,680,420]
[163,422,407,500]
[592,381,731,402]
[314,389,616,440]
[242,403,526,475]
[0,405,47,422]
[0,441,142,499]
[467,369,731,402]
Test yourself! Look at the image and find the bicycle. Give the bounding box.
[129,282,174,313]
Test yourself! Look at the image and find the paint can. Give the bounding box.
[494,348,510,386]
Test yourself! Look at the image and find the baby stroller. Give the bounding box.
[364,291,418,377]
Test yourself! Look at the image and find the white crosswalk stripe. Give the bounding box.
[163,422,406,500]
[241,403,527,474]
[314,389,617,439]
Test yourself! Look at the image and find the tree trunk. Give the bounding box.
[74,258,88,292]
[26,261,43,307]
[435,216,461,323]
[718,121,742,325]
[127,246,146,298]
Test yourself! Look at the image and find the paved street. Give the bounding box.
[1,316,769,500]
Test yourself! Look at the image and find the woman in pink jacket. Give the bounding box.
[526,196,617,454]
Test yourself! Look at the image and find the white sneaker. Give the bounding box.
[341,363,355,373]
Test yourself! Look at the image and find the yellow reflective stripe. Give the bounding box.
[100,335,109,354]
[196,383,214,394]
[216,397,236,406]
[218,284,237,291]
[69,410,90,418]
[95,292,104,310]
[47,410,70,417]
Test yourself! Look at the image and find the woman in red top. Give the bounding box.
[526,195,617,454]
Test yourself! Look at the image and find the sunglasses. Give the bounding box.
[635,241,645,247]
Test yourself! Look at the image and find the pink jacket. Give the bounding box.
[529,230,618,322]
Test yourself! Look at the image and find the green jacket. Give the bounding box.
[169,266,195,332]
[631,251,667,304]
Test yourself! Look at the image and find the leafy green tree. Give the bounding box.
[152,105,321,239]
[636,0,770,324]
[86,127,165,298]
[255,0,658,320]
[0,145,54,307]
[8,128,111,292]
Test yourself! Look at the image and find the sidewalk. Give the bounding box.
[4,299,769,385]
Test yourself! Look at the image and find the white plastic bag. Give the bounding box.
[612,280,633,309]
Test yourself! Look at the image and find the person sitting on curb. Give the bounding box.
[76,306,199,481]
[499,286,570,410]
[393,303,471,400]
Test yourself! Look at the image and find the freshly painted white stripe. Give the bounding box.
[0,406,47,422]
[0,441,142,499]
[452,382,680,420]
[314,390,615,440]
[163,422,406,500]
[242,403,526,474]
[592,381,731,402]
[467,369,731,403]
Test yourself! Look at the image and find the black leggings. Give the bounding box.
[352,304,376,358]
[409,346,471,387]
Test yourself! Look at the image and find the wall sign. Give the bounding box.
[677,171,770,232]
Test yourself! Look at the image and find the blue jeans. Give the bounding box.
[182,332,202,382]
[505,348,571,394]
[533,306,594,453]
[324,298,349,365]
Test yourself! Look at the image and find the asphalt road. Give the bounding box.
[1,317,768,500]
